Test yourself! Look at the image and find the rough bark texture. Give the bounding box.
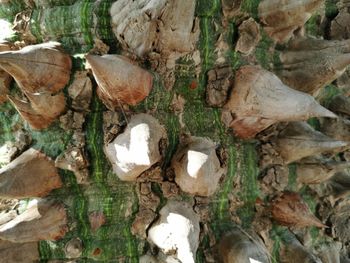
[1,0,350,262]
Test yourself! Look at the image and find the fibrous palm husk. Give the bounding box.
[276,38,350,95]
[86,54,153,108]
[0,199,68,243]
[0,148,62,198]
[221,66,337,139]
[258,0,322,43]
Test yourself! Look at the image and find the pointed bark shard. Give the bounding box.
[0,240,39,263]
[273,122,348,164]
[171,136,226,196]
[104,114,166,181]
[328,94,350,116]
[323,172,350,200]
[0,42,69,129]
[0,148,62,199]
[271,191,327,228]
[296,160,350,185]
[222,66,336,139]
[258,0,322,43]
[320,117,350,142]
[8,91,65,130]
[148,201,200,263]
[218,228,271,263]
[0,199,68,243]
[86,54,153,108]
[0,42,71,94]
[276,38,350,95]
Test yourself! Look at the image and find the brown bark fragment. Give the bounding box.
[222,66,336,139]
[271,191,326,228]
[218,228,271,263]
[259,0,322,43]
[206,66,233,107]
[0,240,39,263]
[276,38,350,95]
[86,54,153,108]
[236,18,261,55]
[68,71,92,112]
[273,122,347,164]
[104,114,166,181]
[296,160,350,185]
[0,199,68,242]
[172,136,225,196]
[0,148,62,198]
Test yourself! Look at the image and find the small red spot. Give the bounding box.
[92,248,102,256]
[189,81,198,90]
